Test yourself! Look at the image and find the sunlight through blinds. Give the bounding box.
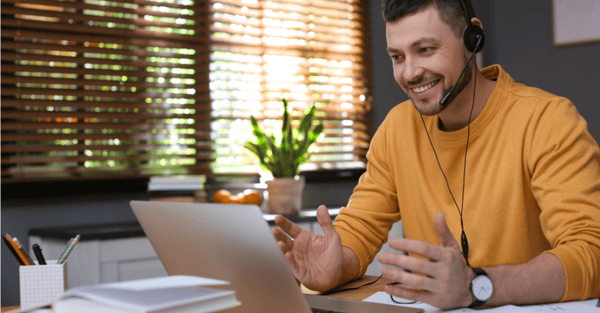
[1,0,211,182]
[1,0,372,182]
[208,0,373,175]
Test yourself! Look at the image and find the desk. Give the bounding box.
[315,275,393,301]
[0,275,391,312]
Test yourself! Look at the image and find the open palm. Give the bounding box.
[272,205,344,292]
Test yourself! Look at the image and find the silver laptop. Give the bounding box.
[130,201,422,313]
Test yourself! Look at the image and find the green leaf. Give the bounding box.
[281,98,289,134]
[309,122,324,140]
[298,104,316,136]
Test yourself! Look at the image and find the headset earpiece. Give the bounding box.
[460,0,485,53]
[463,24,485,53]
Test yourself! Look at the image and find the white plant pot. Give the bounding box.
[265,176,305,215]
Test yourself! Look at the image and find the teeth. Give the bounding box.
[412,80,437,93]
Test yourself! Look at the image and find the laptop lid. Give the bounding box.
[130,201,422,313]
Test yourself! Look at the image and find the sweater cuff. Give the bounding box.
[545,244,591,301]
[335,225,372,278]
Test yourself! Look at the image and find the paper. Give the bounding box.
[362,291,528,312]
[58,275,236,311]
[526,299,600,312]
[363,292,600,313]
[98,275,229,291]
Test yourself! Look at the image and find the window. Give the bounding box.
[1,0,373,183]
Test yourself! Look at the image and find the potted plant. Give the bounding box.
[244,98,324,215]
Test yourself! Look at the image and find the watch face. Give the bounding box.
[472,275,493,301]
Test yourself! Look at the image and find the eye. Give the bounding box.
[389,54,404,63]
[419,47,434,54]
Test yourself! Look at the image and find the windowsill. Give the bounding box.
[2,170,364,199]
[28,207,342,241]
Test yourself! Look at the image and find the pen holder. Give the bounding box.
[19,260,68,310]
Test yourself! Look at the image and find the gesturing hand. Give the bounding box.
[271,205,344,292]
[378,212,475,309]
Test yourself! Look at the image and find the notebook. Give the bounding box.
[130,201,422,313]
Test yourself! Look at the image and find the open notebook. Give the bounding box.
[130,201,422,313]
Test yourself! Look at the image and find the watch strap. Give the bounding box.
[469,267,491,308]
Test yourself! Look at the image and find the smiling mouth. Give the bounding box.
[411,79,440,94]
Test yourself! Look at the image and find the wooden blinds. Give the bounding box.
[1,0,372,183]
[207,0,372,176]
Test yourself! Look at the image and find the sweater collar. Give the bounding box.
[433,64,510,143]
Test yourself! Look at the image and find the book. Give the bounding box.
[51,276,240,313]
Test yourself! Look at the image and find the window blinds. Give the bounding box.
[209,0,372,176]
[1,0,372,183]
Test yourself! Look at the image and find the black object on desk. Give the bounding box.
[32,243,47,265]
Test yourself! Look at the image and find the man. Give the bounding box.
[272,0,600,310]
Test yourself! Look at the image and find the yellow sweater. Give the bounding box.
[334,65,600,301]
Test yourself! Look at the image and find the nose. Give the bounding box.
[402,56,424,85]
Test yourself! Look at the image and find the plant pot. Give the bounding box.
[265,176,305,215]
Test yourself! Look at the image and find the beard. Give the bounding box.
[410,55,473,116]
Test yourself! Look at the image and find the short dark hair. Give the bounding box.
[382,0,476,38]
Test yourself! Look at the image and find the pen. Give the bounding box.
[32,244,47,265]
[58,234,80,264]
[2,234,25,265]
[3,233,31,265]
[12,237,35,265]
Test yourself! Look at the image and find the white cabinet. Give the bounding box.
[29,235,168,289]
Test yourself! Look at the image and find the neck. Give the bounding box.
[438,66,496,132]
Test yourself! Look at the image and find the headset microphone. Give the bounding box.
[439,0,485,107]
[439,39,481,107]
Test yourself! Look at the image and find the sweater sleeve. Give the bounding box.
[333,113,402,277]
[528,98,600,301]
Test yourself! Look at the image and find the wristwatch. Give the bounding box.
[469,267,493,308]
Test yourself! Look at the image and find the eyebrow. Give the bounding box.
[386,37,440,54]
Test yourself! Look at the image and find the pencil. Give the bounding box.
[4,233,31,265]
[12,237,35,265]
[2,234,25,265]
[58,234,80,264]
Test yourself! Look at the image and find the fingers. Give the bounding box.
[381,265,434,293]
[274,213,304,239]
[271,227,293,249]
[378,251,435,277]
[387,237,442,262]
[316,205,338,239]
[434,212,459,249]
[385,282,430,304]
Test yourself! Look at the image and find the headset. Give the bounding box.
[421,0,485,266]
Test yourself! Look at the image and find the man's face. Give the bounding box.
[386,5,470,115]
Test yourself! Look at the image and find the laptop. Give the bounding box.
[130,201,422,313]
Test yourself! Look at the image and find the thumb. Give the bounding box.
[435,212,460,249]
[316,205,336,238]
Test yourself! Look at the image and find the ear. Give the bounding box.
[471,18,483,32]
